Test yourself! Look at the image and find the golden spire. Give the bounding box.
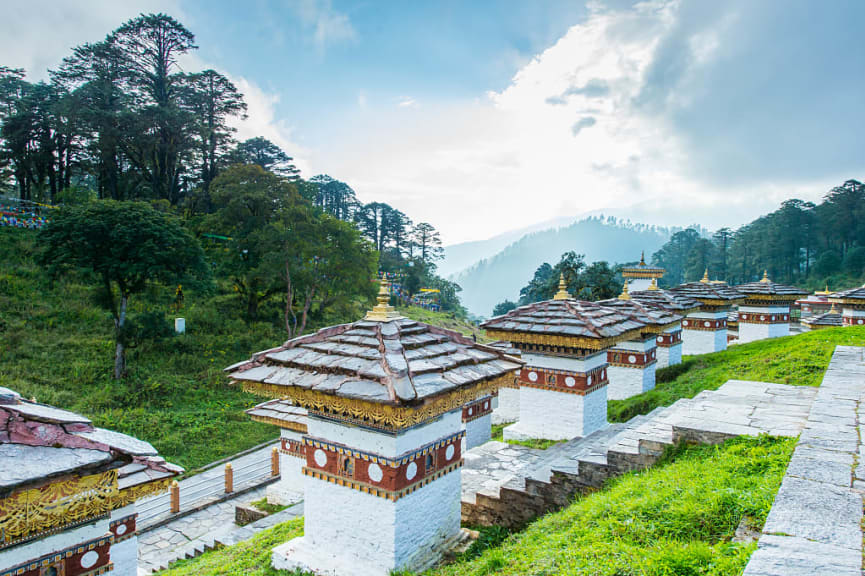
[648,278,660,291]
[700,269,710,283]
[553,273,572,300]
[829,302,838,314]
[364,277,403,321]
[760,270,770,283]
[639,251,646,266]
[618,281,631,300]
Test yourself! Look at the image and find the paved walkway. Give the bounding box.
[137,442,278,530]
[744,345,865,576]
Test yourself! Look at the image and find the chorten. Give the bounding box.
[734,272,808,342]
[620,252,665,292]
[225,279,522,576]
[801,303,843,331]
[0,388,181,576]
[797,284,833,317]
[628,278,701,367]
[828,284,865,326]
[481,275,645,440]
[246,399,308,505]
[597,283,683,399]
[668,271,744,355]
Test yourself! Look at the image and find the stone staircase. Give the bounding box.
[462,381,816,529]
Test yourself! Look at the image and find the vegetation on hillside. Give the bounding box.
[652,180,865,287]
[155,436,794,576]
[609,326,865,423]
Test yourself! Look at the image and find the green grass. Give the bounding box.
[155,435,794,576]
[490,421,562,450]
[251,498,288,515]
[400,307,489,342]
[609,326,865,423]
[429,435,794,576]
[160,518,305,576]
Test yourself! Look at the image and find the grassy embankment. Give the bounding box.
[0,228,479,470]
[159,435,795,576]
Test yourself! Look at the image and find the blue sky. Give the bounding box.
[2,1,864,244]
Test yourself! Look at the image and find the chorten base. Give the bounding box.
[656,343,682,368]
[503,386,607,441]
[739,321,789,343]
[606,365,655,400]
[682,328,727,355]
[491,386,520,424]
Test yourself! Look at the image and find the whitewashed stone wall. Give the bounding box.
[0,518,111,573]
[657,342,682,368]
[682,311,728,355]
[738,305,791,343]
[628,278,652,291]
[268,429,305,505]
[504,385,607,440]
[492,386,520,424]
[842,307,865,325]
[109,503,137,576]
[522,351,606,372]
[463,412,492,451]
[607,364,655,400]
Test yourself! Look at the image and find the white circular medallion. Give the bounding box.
[628,355,637,364]
[80,551,100,569]
[446,444,455,460]
[761,315,766,321]
[484,402,488,409]
[116,523,127,536]
[565,376,576,387]
[657,336,663,343]
[587,375,592,386]
[859,319,863,325]
[314,449,327,467]
[528,371,538,382]
[406,462,418,480]
[771,316,775,321]
[704,321,711,328]
[367,463,383,483]
[468,407,473,415]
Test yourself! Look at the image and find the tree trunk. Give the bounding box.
[113,294,128,379]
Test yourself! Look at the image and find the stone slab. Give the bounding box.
[743,534,861,576]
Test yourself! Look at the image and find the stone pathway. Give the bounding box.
[136,442,279,530]
[743,346,865,576]
[462,380,817,528]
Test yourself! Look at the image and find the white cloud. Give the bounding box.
[397,97,418,108]
[292,0,356,51]
[312,0,845,244]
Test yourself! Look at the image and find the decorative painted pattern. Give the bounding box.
[302,431,463,500]
[738,312,790,324]
[607,348,657,368]
[248,413,308,433]
[114,477,172,509]
[0,470,117,550]
[843,316,865,326]
[242,372,511,433]
[1,535,112,576]
[502,341,598,358]
[462,396,493,423]
[109,513,137,543]
[518,365,607,396]
[654,331,682,348]
[280,437,307,459]
[485,329,644,351]
[681,318,727,331]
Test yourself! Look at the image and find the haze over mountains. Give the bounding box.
[444,216,676,317]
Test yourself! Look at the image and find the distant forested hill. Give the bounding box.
[453,216,673,317]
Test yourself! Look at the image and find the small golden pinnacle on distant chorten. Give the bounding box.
[760,270,770,283]
[700,269,710,283]
[648,278,659,291]
[553,273,572,300]
[829,303,838,314]
[618,281,631,300]
[365,277,403,321]
[639,251,646,266]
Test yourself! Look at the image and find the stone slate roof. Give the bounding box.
[629,288,702,314]
[736,279,808,297]
[226,318,523,407]
[802,310,843,328]
[830,286,865,301]
[246,400,308,432]
[727,311,739,325]
[480,299,646,344]
[0,387,182,493]
[596,298,683,330]
[668,281,745,303]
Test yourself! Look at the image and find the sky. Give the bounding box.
[1,0,863,245]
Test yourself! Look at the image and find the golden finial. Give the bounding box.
[364,277,403,321]
[648,278,660,291]
[553,273,572,300]
[829,303,838,314]
[618,281,631,300]
[700,269,709,283]
[639,251,646,266]
[760,270,770,283]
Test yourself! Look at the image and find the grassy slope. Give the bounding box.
[609,326,865,422]
[400,307,489,342]
[156,436,794,576]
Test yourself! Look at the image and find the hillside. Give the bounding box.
[453,217,671,316]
